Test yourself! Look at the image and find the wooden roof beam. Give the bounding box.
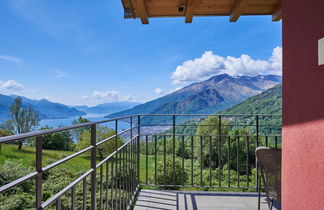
[230,0,248,22]
[135,0,149,24]
[272,4,282,21]
[185,0,194,23]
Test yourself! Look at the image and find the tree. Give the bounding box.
[41,125,74,151]
[156,156,187,187]
[5,97,40,150]
[71,116,91,141]
[194,116,229,168]
[76,126,123,159]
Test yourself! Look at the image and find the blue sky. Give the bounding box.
[0,0,282,106]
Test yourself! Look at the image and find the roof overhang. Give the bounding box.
[121,0,281,24]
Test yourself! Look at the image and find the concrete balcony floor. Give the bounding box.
[134,190,280,210]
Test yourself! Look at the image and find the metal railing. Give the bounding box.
[0,115,141,210]
[0,114,281,209]
[138,114,282,189]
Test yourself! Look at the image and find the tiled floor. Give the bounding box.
[134,190,280,210]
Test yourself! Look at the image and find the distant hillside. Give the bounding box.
[106,74,281,123]
[74,102,140,115]
[220,84,282,115]
[174,84,282,136]
[0,95,85,122]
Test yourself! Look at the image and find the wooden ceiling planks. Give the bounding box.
[122,0,282,24]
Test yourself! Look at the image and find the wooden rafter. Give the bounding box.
[272,4,282,21]
[135,0,149,24]
[230,0,248,22]
[185,0,194,23]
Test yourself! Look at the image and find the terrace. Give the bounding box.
[1,0,323,209]
[0,114,281,209]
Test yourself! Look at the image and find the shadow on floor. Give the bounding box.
[134,190,281,210]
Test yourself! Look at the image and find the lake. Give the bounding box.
[39,114,131,132]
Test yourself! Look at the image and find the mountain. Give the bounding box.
[74,102,140,115]
[219,84,282,115]
[174,84,282,136]
[0,94,85,122]
[106,74,281,123]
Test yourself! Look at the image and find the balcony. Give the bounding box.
[0,114,281,209]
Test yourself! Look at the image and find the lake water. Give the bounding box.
[39,114,130,132]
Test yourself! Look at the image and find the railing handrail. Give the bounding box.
[0,113,282,144]
[139,113,282,117]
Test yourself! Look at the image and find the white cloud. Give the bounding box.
[0,80,24,90]
[154,88,164,95]
[0,55,22,63]
[82,90,135,102]
[171,47,282,87]
[53,70,66,78]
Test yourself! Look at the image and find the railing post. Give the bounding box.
[90,124,97,210]
[137,115,141,185]
[36,136,43,210]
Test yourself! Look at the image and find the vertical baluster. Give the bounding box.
[146,135,148,185]
[83,178,87,210]
[56,197,61,210]
[100,165,103,210]
[121,147,126,209]
[182,136,185,186]
[71,186,76,210]
[36,135,43,210]
[228,136,231,187]
[111,159,114,210]
[130,141,133,202]
[90,124,97,210]
[163,135,166,186]
[172,115,176,185]
[126,144,129,206]
[266,136,268,147]
[246,136,250,188]
[275,136,278,148]
[137,115,141,187]
[119,149,122,209]
[105,162,109,210]
[200,136,203,187]
[154,135,157,186]
[209,136,212,187]
[126,146,129,208]
[237,136,240,188]
[191,136,194,187]
[256,115,259,190]
[218,115,222,187]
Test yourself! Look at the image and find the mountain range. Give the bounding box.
[105,74,281,123]
[0,93,141,123]
[0,95,85,122]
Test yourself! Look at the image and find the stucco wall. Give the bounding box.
[282,0,324,209]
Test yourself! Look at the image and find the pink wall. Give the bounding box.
[282,0,324,209]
